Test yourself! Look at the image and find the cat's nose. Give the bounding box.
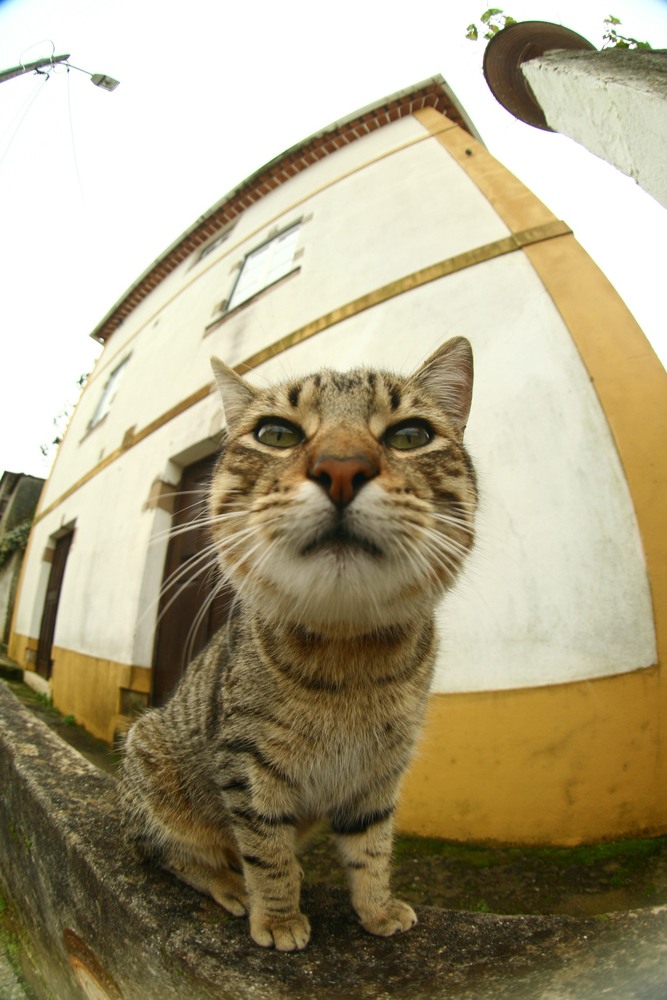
[308,455,377,506]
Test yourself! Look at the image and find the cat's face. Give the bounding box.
[209,338,477,633]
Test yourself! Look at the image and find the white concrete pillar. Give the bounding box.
[521,49,667,208]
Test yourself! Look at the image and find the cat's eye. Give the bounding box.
[255,419,304,448]
[384,421,433,451]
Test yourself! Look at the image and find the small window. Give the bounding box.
[89,357,129,428]
[227,224,300,311]
[197,228,232,262]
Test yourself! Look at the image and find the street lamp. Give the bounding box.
[0,53,119,91]
[68,64,120,92]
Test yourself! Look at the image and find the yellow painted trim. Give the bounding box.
[236,221,570,373]
[33,221,570,526]
[407,106,667,842]
[399,668,665,845]
[414,106,559,232]
[10,635,150,743]
[51,644,148,744]
[415,112,667,658]
[522,235,667,663]
[8,632,38,667]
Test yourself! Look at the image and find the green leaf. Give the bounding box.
[465,23,479,40]
[481,8,504,24]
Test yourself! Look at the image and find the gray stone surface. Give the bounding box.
[0,948,36,1000]
[1,680,666,1000]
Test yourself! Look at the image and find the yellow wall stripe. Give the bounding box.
[33,221,570,525]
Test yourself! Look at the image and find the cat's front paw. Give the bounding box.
[250,912,311,951]
[359,898,418,937]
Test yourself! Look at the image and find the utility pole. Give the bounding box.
[0,54,70,85]
[0,53,119,91]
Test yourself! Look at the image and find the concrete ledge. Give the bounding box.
[1,682,666,1000]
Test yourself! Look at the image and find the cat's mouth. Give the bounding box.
[300,522,383,559]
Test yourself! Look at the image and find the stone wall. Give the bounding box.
[0,682,666,999]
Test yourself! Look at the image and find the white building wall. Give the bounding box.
[19,111,655,696]
[227,255,656,693]
[49,117,508,480]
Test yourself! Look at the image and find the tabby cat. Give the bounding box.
[120,336,477,951]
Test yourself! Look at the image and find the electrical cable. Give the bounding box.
[0,72,51,169]
[65,65,86,205]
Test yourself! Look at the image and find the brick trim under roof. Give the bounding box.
[91,77,473,345]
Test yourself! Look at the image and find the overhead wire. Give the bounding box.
[0,70,51,169]
[65,64,86,205]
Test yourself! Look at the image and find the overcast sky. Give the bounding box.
[1,0,666,479]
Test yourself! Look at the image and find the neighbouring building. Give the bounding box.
[0,472,44,650]
[10,78,667,845]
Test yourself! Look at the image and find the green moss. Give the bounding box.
[393,834,667,871]
[394,837,500,868]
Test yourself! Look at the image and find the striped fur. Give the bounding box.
[120,337,477,951]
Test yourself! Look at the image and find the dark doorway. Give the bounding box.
[36,529,74,679]
[151,455,233,706]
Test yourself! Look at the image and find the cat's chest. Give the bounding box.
[270,690,415,795]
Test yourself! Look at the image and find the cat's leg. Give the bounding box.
[230,810,311,951]
[124,789,250,916]
[121,717,248,916]
[333,807,417,937]
[163,855,248,916]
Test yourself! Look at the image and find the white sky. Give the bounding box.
[1,0,666,479]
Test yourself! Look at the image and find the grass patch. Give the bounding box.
[393,833,667,870]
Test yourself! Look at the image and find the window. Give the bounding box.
[89,356,129,428]
[196,225,234,263]
[227,224,300,311]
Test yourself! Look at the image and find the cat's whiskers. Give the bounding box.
[225,536,283,620]
[389,513,469,586]
[139,541,225,632]
[426,524,474,559]
[391,532,444,589]
[149,502,249,547]
[431,510,476,537]
[183,577,229,666]
[223,535,275,582]
[150,514,271,622]
[157,538,224,598]
[418,528,470,582]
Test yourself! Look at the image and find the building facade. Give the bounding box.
[10,78,667,845]
[0,472,44,648]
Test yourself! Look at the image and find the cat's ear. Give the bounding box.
[412,337,473,433]
[210,357,257,431]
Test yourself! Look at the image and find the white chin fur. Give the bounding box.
[220,482,444,630]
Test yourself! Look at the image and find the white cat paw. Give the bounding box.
[250,913,311,951]
[359,899,418,937]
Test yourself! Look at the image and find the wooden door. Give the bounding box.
[36,530,74,679]
[151,455,233,705]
